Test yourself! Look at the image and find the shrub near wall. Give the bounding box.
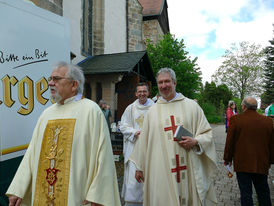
[200,102,223,123]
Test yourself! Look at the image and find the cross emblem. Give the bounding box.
[164,115,178,134]
[136,114,144,128]
[171,154,187,183]
[164,115,179,141]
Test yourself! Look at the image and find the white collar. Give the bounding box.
[159,92,179,102]
[60,93,83,104]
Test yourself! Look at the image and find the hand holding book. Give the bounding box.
[174,126,200,152]
[174,125,193,141]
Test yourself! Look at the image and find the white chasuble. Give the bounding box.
[6,98,121,206]
[120,99,154,164]
[120,99,154,203]
[130,93,218,206]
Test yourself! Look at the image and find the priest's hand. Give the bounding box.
[82,200,102,206]
[8,195,22,206]
[135,170,144,183]
[178,136,198,151]
[134,131,141,138]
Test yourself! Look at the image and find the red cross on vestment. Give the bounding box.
[171,154,187,183]
[164,115,179,141]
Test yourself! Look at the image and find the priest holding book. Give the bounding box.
[130,68,218,205]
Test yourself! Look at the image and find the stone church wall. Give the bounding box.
[143,19,164,45]
[127,0,145,51]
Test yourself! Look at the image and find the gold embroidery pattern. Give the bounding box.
[135,114,144,128]
[34,119,76,206]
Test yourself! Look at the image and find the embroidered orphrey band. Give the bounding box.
[34,119,75,205]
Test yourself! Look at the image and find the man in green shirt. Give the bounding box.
[268,102,274,117]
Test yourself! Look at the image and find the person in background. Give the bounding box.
[265,104,271,116]
[130,68,218,205]
[99,99,112,131]
[120,82,154,206]
[224,96,274,206]
[267,101,274,118]
[226,100,237,132]
[6,62,121,206]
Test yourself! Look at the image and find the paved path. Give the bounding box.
[212,124,274,205]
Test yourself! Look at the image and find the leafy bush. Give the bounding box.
[206,115,223,123]
[200,102,223,123]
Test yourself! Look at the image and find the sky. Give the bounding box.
[167,0,274,84]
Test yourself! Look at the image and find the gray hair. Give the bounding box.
[241,97,257,110]
[98,99,106,106]
[53,61,85,94]
[156,68,176,82]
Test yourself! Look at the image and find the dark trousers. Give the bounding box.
[236,172,272,206]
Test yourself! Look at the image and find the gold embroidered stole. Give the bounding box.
[34,119,76,206]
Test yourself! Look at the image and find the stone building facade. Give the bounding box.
[139,0,170,45]
[143,20,164,45]
[28,0,169,122]
[30,0,169,60]
[90,0,105,55]
[127,0,145,51]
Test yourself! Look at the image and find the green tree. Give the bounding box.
[200,81,233,116]
[262,32,274,104]
[212,41,265,101]
[146,33,202,98]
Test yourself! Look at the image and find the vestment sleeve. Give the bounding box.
[6,115,43,204]
[85,109,121,206]
[129,111,149,172]
[192,104,217,165]
[120,105,138,143]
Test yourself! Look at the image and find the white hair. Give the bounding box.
[53,61,85,94]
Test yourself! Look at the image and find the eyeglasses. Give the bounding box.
[48,76,69,82]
